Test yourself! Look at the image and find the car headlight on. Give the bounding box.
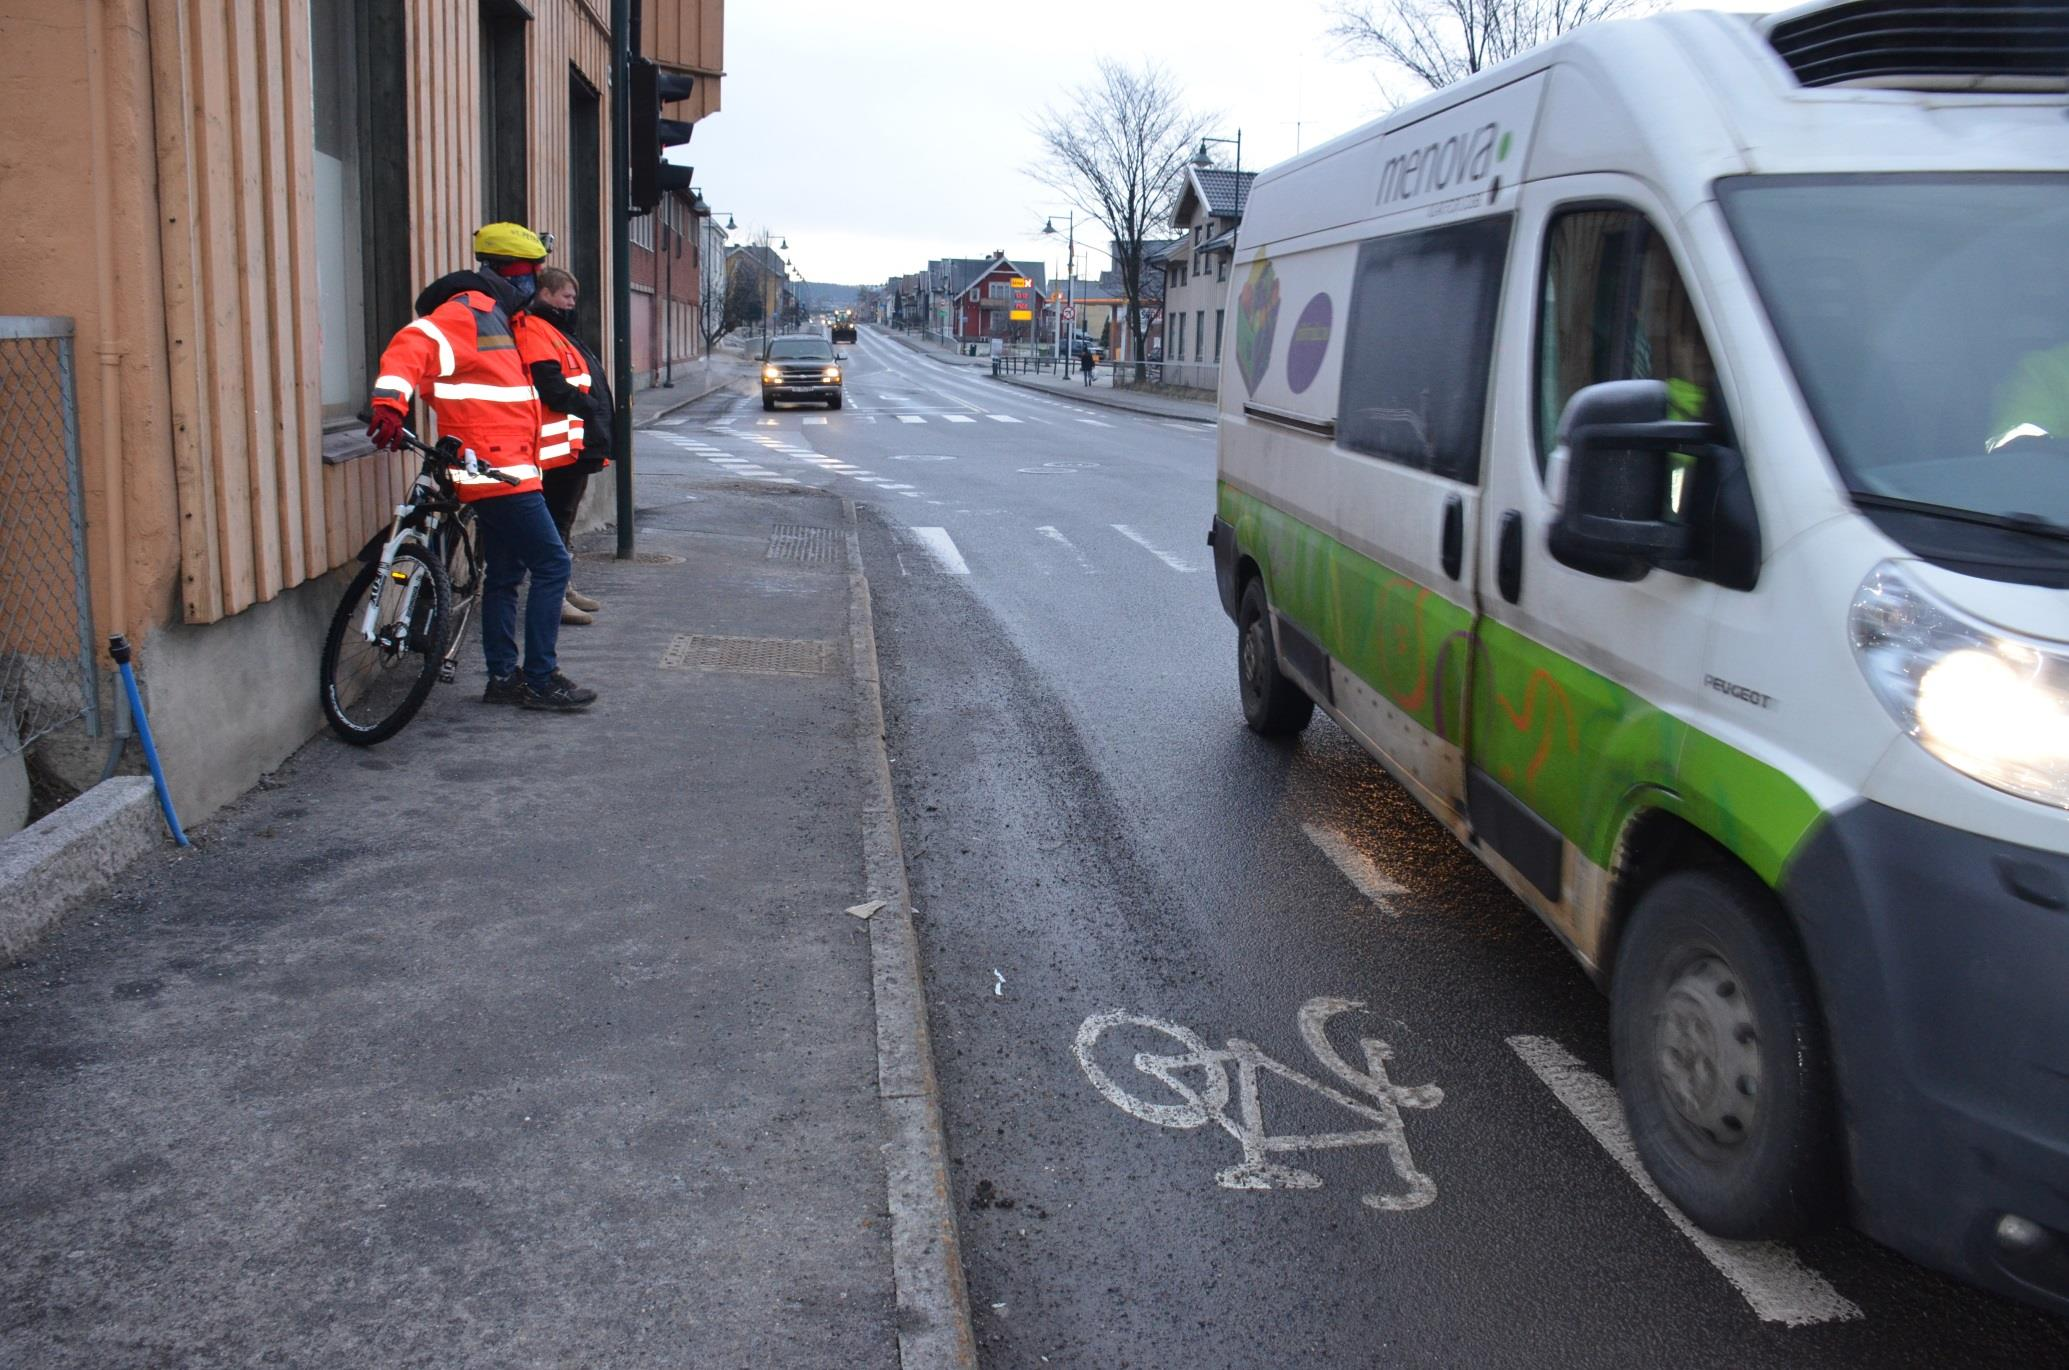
[823,367,841,382]
[1849,561,2069,808]
[762,366,781,382]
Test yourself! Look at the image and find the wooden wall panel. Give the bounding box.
[148,0,689,625]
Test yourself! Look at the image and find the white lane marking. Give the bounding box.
[803,415,829,425]
[1036,526,1097,575]
[853,476,890,484]
[1505,1035,1863,1327]
[1111,524,1200,573]
[1076,417,1113,427]
[898,415,927,424]
[987,414,1023,424]
[757,418,778,426]
[1302,823,1408,915]
[944,414,976,424]
[897,490,922,498]
[879,482,917,490]
[910,527,970,575]
[1075,999,1442,1211]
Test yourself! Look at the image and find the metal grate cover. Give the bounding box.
[660,634,835,676]
[766,524,844,565]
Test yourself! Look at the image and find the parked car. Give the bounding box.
[761,334,843,410]
[1209,0,2069,1317]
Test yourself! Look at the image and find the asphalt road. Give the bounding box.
[660,328,2069,1368]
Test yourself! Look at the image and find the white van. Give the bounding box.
[1209,0,2069,1313]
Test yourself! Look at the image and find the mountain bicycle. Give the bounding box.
[318,429,516,744]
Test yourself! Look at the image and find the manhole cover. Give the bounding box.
[577,550,685,565]
[766,524,843,565]
[660,634,835,676]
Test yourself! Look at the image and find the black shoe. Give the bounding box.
[482,672,526,706]
[520,674,598,711]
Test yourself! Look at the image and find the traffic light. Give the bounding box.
[630,57,695,214]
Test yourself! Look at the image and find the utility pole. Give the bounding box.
[662,196,674,388]
[610,0,635,559]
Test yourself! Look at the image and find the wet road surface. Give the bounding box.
[657,329,2069,1367]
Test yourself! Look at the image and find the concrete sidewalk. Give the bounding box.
[0,463,970,1366]
[994,369,1216,424]
[631,351,753,426]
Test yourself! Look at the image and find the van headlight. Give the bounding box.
[762,365,781,382]
[823,366,841,382]
[1849,561,2069,808]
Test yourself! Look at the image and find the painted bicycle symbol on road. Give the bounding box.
[1074,997,1443,1211]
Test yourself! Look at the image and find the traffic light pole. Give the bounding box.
[611,0,635,559]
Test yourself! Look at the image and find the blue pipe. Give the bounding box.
[107,635,189,847]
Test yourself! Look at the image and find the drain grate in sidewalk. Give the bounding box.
[660,634,835,676]
[766,524,844,565]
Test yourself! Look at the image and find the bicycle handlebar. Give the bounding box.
[396,428,523,486]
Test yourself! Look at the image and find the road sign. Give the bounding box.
[1062,305,1076,321]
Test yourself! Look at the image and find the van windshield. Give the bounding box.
[768,338,834,360]
[1719,174,2069,537]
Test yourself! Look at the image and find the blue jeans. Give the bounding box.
[472,491,572,687]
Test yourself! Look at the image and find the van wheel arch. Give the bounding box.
[1604,810,1754,984]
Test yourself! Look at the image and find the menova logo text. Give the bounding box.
[1376,123,1511,208]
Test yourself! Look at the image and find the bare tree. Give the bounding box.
[1034,61,1210,379]
[1327,0,1653,93]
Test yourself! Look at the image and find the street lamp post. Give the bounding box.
[1041,211,1075,371]
[1193,129,1242,178]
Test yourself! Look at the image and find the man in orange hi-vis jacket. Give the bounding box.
[364,222,597,712]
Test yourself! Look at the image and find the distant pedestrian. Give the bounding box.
[1080,346,1096,386]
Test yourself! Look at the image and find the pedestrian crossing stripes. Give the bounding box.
[943,415,975,423]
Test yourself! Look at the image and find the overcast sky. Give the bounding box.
[679,0,1772,288]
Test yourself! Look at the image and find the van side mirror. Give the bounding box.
[1546,380,1706,581]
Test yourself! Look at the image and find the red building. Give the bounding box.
[946,254,1048,342]
[630,188,703,387]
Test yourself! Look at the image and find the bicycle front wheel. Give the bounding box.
[319,543,453,745]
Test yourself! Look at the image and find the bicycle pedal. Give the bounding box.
[437,660,457,684]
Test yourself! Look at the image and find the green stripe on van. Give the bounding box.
[1219,482,1823,886]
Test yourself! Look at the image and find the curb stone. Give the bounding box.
[843,499,980,1370]
[0,777,163,964]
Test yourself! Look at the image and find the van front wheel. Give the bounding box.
[1612,868,1835,1240]
[1236,578,1314,737]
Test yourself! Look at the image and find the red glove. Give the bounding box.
[366,408,405,450]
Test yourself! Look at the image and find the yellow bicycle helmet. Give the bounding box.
[472,222,549,262]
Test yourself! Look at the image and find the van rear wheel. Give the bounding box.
[1236,578,1314,737]
[1612,867,1835,1239]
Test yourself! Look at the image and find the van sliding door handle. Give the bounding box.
[1440,495,1464,581]
[1498,511,1524,603]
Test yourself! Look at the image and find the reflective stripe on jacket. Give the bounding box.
[369,288,542,502]
[515,313,590,471]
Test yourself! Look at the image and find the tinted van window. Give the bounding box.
[1535,208,1718,473]
[1337,215,1513,484]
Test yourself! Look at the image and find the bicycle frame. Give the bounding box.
[357,471,451,656]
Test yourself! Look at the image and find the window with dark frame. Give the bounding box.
[311,0,409,436]
[479,1,529,224]
[1336,215,1514,485]
[1533,207,1720,474]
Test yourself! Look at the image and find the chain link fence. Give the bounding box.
[0,317,100,764]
